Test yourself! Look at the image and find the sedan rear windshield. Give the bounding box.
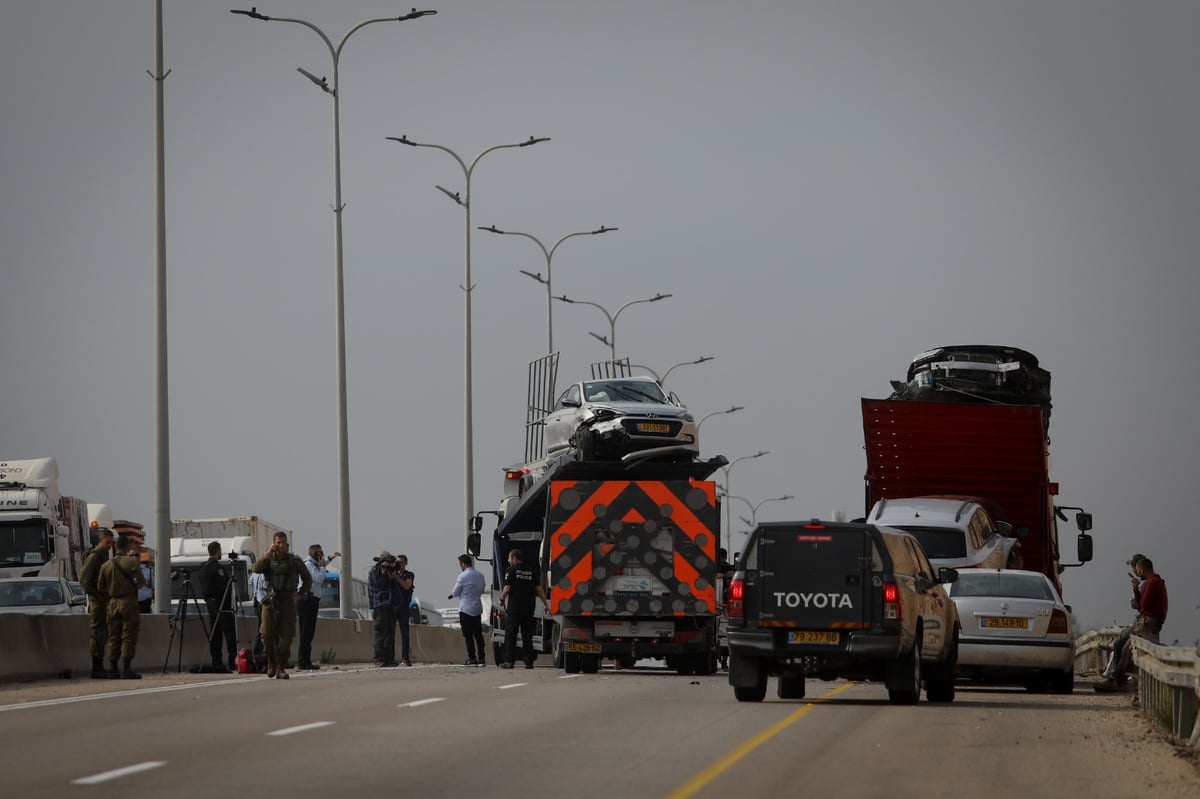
[950,572,1056,601]
[901,528,967,559]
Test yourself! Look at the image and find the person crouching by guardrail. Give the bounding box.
[252,532,312,680]
[1096,557,1168,692]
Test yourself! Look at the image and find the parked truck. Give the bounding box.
[474,452,726,674]
[861,346,1093,594]
[0,458,89,580]
[167,516,292,608]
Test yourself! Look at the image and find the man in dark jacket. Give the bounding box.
[199,541,239,673]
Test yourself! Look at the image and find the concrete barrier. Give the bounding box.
[0,613,488,682]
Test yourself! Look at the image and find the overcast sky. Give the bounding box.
[3,1,1197,643]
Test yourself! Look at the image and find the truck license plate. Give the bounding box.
[565,643,602,653]
[788,631,840,645]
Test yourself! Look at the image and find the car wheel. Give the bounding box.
[564,652,581,674]
[925,636,957,703]
[887,640,921,705]
[572,429,601,461]
[1050,667,1075,695]
[580,654,601,674]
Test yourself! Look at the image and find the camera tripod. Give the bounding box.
[162,572,210,674]
[204,557,251,672]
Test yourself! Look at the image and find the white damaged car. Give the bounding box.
[543,377,699,462]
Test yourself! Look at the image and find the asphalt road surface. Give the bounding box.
[1,662,1197,798]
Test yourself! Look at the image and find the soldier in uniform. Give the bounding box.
[79,528,115,678]
[97,533,147,679]
[252,531,312,680]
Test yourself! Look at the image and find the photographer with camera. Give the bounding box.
[297,544,339,670]
[198,541,239,673]
[369,551,401,667]
[252,531,312,680]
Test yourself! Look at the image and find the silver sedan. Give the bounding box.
[945,568,1075,693]
[543,377,698,462]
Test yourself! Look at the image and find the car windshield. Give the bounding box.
[950,572,1056,601]
[0,580,64,607]
[900,527,967,559]
[583,380,667,404]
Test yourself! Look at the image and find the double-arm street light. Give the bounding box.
[719,450,769,555]
[478,224,617,356]
[387,133,549,540]
[232,6,435,617]
[729,494,796,528]
[628,356,713,386]
[554,292,672,361]
[697,405,744,433]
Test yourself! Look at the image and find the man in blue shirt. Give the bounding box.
[297,544,339,670]
[451,554,488,666]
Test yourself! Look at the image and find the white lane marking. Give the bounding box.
[398,698,446,708]
[557,674,582,679]
[267,721,336,737]
[71,761,167,785]
[497,683,527,690]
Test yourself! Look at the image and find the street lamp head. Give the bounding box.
[693,356,714,365]
[588,331,611,346]
[435,185,464,206]
[554,294,574,303]
[593,226,618,234]
[386,135,418,147]
[649,292,672,302]
[231,8,271,21]
[479,225,507,234]
[398,9,438,21]
[296,67,333,94]
[519,269,547,286]
[519,136,551,147]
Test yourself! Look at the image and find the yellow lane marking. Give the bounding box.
[665,681,857,799]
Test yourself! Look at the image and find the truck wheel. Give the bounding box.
[617,655,637,670]
[692,652,713,676]
[580,654,601,674]
[564,652,581,674]
[887,641,921,705]
[729,656,767,702]
[777,673,805,699]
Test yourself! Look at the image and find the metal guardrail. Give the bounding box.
[1076,626,1199,747]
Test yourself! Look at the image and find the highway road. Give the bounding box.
[1,663,1197,798]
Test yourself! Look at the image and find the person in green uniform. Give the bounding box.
[79,528,115,679]
[97,534,147,679]
[252,531,312,680]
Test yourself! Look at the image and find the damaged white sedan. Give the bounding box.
[543,377,699,462]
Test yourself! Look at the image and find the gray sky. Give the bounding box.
[3,1,1197,642]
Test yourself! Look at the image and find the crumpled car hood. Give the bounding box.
[584,402,688,418]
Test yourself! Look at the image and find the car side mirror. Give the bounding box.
[994,520,1013,536]
[1076,533,1093,563]
[1013,525,1031,539]
[69,594,87,607]
[562,397,581,408]
[1075,512,1093,532]
[466,533,481,558]
[468,515,483,533]
[937,567,959,584]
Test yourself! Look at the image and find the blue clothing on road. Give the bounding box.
[452,566,486,616]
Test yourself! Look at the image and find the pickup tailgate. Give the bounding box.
[757,526,873,629]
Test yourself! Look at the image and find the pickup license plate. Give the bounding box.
[788,631,840,645]
[636,422,671,434]
[981,616,1028,629]
[564,643,602,653]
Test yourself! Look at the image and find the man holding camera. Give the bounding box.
[369,551,401,667]
[199,541,239,673]
[252,531,312,680]
[297,544,339,670]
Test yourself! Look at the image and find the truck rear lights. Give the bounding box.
[883,582,901,620]
[561,627,591,642]
[728,577,745,619]
[1047,608,1070,635]
[675,630,702,644]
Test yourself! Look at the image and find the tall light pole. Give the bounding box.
[555,292,672,361]
[719,450,768,555]
[628,356,713,386]
[478,224,617,356]
[152,0,171,612]
[697,405,743,433]
[233,6,436,617]
[388,134,549,539]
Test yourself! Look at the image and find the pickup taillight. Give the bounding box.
[1047,608,1070,635]
[883,582,901,621]
[728,576,745,620]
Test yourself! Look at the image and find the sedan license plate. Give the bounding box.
[636,422,671,434]
[788,631,840,645]
[981,616,1029,629]
[564,643,602,654]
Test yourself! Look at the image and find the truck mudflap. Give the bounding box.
[549,479,719,617]
[562,639,712,658]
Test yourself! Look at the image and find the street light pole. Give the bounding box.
[719,450,769,556]
[554,292,672,361]
[388,134,549,539]
[726,493,795,528]
[628,356,714,386]
[478,224,617,356]
[233,6,436,618]
[696,405,744,434]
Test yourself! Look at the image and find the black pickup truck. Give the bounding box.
[726,520,960,704]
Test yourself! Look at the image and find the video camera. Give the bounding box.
[226,550,240,560]
[373,554,398,571]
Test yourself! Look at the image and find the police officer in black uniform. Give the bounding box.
[198,541,238,673]
[499,549,550,669]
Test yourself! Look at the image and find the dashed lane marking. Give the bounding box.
[398,698,446,708]
[267,721,336,736]
[71,761,167,785]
